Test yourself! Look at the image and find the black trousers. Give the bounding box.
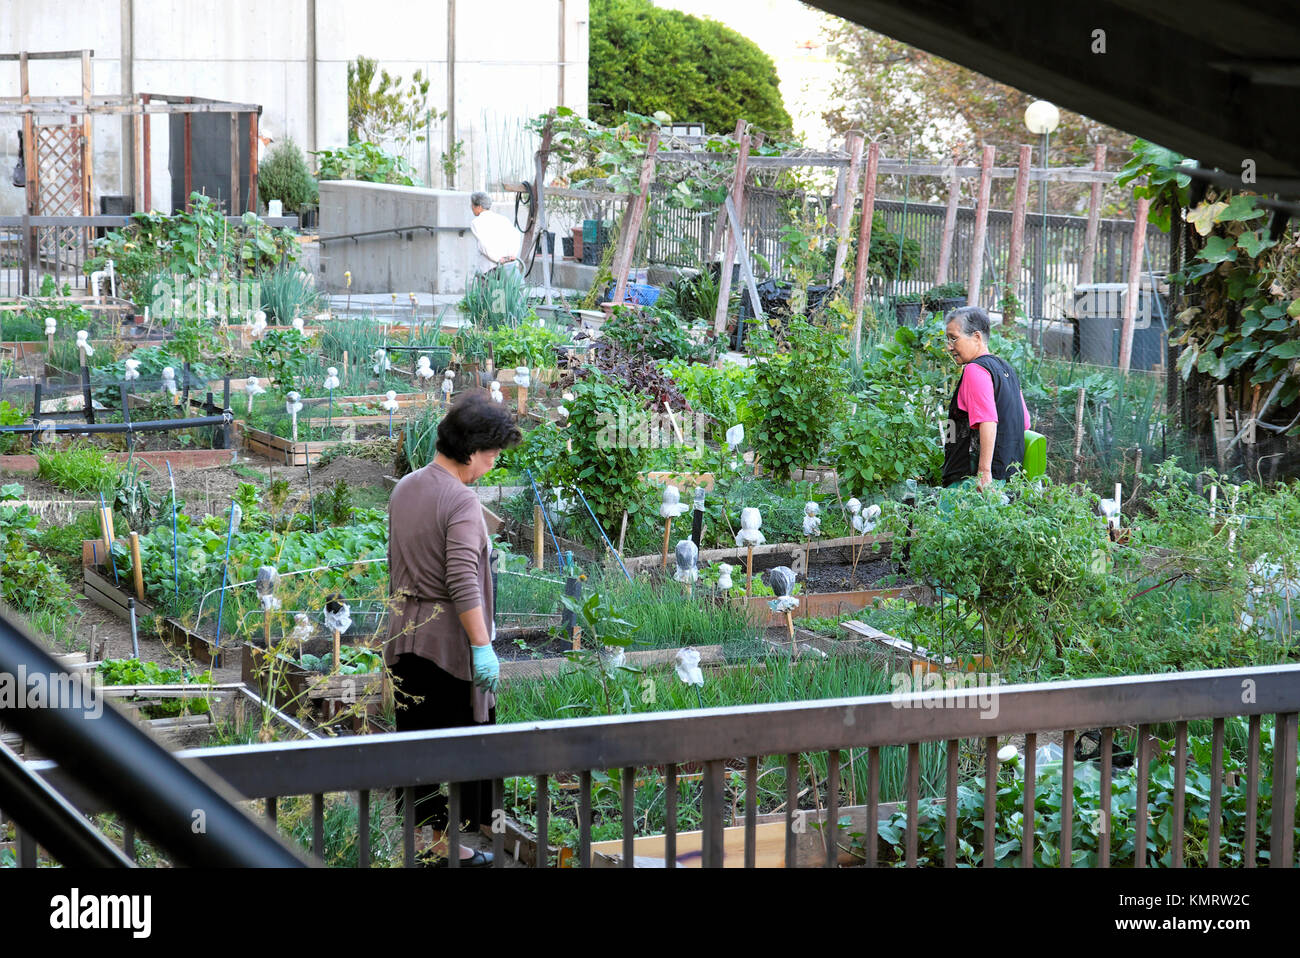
[391,653,496,832]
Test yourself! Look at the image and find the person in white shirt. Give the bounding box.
[469,192,523,276]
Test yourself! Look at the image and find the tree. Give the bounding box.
[589,0,791,135]
[820,20,1135,214]
[346,56,433,148]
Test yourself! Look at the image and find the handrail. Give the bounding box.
[0,608,307,867]
[22,660,1300,867]
[318,225,468,244]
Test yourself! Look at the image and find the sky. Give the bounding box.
[649,0,842,148]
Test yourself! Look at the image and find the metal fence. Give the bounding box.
[26,663,1300,868]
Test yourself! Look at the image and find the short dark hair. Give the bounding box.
[946,306,991,338]
[435,389,522,463]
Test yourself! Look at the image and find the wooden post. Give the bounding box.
[786,610,796,654]
[332,629,341,672]
[248,110,260,214]
[229,112,240,214]
[133,100,144,212]
[1079,145,1108,285]
[1117,196,1150,373]
[745,545,754,598]
[99,504,115,560]
[831,131,865,287]
[183,97,193,207]
[20,53,38,297]
[129,532,145,601]
[516,383,527,417]
[935,162,961,284]
[710,120,748,260]
[141,94,152,212]
[713,130,751,337]
[521,112,554,265]
[966,145,996,308]
[533,504,545,570]
[1003,144,1033,326]
[661,516,673,570]
[850,140,881,357]
[616,510,628,557]
[611,128,660,304]
[81,50,94,218]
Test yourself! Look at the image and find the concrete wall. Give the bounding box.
[0,0,589,216]
[318,179,478,294]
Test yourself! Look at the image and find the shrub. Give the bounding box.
[743,316,848,480]
[258,138,318,213]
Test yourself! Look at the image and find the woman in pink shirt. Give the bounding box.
[941,307,1031,490]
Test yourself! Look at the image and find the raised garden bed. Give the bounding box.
[237,420,401,466]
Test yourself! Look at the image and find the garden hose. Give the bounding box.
[514,180,541,279]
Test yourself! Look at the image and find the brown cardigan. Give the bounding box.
[384,462,495,721]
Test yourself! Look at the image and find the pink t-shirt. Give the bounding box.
[957,362,1031,428]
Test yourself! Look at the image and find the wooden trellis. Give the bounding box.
[33,121,88,264]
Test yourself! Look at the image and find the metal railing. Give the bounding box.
[27,662,1300,868]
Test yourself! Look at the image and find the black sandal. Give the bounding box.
[417,847,494,868]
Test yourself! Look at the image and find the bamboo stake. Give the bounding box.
[661,516,673,569]
[533,504,545,570]
[746,545,754,597]
[662,400,684,444]
[786,609,796,655]
[1071,386,1087,479]
[129,531,145,601]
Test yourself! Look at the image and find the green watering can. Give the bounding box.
[1023,430,1047,479]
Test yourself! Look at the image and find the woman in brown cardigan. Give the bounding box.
[385,389,520,867]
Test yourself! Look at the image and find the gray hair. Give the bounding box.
[470,191,492,210]
[946,305,991,338]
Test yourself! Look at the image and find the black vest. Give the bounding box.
[941,354,1026,487]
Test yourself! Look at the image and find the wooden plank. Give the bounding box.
[966,145,996,308]
[229,112,239,214]
[141,93,151,211]
[850,140,881,354]
[1079,144,1108,285]
[81,50,93,218]
[247,110,259,214]
[1003,144,1033,324]
[712,130,751,337]
[622,532,893,573]
[611,129,660,304]
[1117,196,1150,373]
[831,132,864,286]
[935,162,961,284]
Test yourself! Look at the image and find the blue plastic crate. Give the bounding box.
[604,282,661,307]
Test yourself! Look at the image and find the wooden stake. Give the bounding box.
[1071,386,1087,479]
[713,129,752,337]
[1079,145,1108,286]
[533,504,545,570]
[1117,196,1150,373]
[332,629,341,672]
[616,510,628,557]
[935,160,960,284]
[786,610,796,655]
[611,129,660,304]
[1003,144,1033,326]
[831,131,865,286]
[966,145,996,309]
[517,385,528,417]
[129,531,145,601]
[662,401,684,444]
[746,545,754,598]
[99,506,115,560]
[850,140,881,358]
[661,517,673,569]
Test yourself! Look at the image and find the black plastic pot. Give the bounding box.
[562,236,575,258]
[581,239,609,266]
[894,301,924,326]
[931,296,967,316]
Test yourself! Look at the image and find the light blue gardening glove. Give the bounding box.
[471,643,500,693]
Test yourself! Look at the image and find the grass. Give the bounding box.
[31,507,105,582]
[258,265,324,324]
[35,442,125,495]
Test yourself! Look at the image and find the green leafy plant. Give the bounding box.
[313,141,421,187]
[250,326,313,392]
[744,316,849,480]
[459,267,529,328]
[97,658,213,718]
[601,305,714,363]
[557,589,641,716]
[35,443,125,495]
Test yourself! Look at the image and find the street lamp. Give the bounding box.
[1024,100,1059,338]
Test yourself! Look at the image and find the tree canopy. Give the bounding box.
[589,0,792,135]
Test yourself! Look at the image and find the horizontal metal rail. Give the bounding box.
[29,663,1300,869]
[1,412,232,435]
[318,225,468,244]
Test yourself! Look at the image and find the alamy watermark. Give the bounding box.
[149,274,261,323]
[0,666,103,719]
[595,408,709,459]
[890,668,1002,719]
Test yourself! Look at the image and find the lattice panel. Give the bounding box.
[34,122,87,262]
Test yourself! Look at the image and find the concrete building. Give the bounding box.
[0,0,589,216]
